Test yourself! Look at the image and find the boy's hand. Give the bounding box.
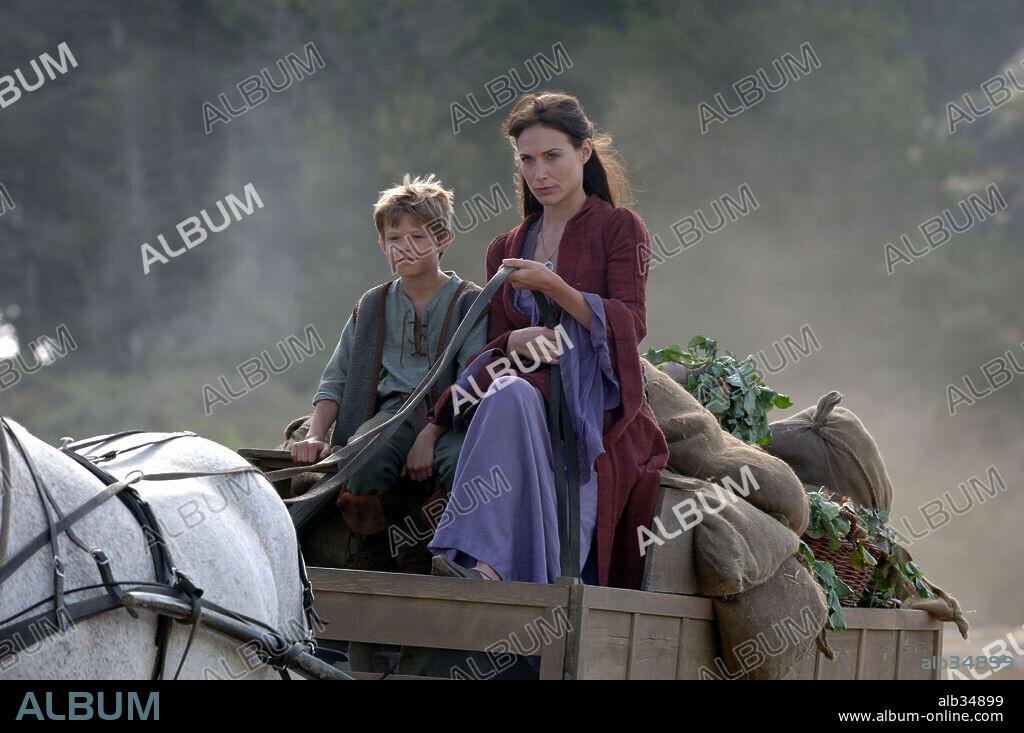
[402,425,443,482]
[291,436,331,465]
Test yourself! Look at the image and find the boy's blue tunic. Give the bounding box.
[314,271,489,414]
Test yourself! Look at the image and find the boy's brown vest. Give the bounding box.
[329,278,486,448]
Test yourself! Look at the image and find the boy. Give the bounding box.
[291,173,488,574]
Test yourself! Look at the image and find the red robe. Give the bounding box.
[427,192,669,590]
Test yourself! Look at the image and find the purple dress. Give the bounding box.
[428,218,621,584]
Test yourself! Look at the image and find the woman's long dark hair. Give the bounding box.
[504,91,634,218]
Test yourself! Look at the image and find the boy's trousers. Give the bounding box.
[346,403,465,498]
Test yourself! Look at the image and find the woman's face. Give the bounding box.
[515,124,592,209]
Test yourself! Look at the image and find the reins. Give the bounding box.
[0,263,588,677]
[269,264,584,579]
[269,265,518,534]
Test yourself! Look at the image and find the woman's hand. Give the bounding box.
[291,436,331,465]
[508,327,561,365]
[501,258,562,295]
[501,257,594,334]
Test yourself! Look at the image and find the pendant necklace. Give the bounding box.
[538,217,561,271]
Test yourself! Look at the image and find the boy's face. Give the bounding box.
[379,214,450,278]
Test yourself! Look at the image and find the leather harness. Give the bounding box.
[0,420,342,679]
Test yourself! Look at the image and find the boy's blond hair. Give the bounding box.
[373,174,455,251]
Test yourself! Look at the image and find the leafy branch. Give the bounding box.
[643,335,792,445]
[799,488,934,630]
[853,505,934,608]
[798,489,875,632]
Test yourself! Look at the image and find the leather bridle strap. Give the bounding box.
[0,592,127,657]
[275,265,515,534]
[0,419,12,566]
[87,433,198,464]
[2,420,71,629]
[0,470,144,588]
[61,430,149,453]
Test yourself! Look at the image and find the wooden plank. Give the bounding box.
[840,607,942,631]
[641,482,701,595]
[311,569,569,680]
[625,614,681,679]
[577,609,631,680]
[855,629,867,680]
[625,614,639,678]
[307,566,949,681]
[899,630,940,680]
[579,584,714,619]
[560,581,584,680]
[674,618,687,679]
[538,638,566,681]
[310,567,567,607]
[860,630,898,679]
[317,593,548,648]
[814,629,860,680]
[677,619,720,679]
[894,629,904,679]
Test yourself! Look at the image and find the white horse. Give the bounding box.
[0,417,320,680]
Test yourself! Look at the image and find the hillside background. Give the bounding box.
[1,0,1022,631]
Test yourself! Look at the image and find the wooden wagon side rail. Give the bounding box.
[801,607,944,681]
[308,567,573,680]
[308,567,946,679]
[569,584,718,680]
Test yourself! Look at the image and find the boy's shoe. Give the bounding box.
[353,529,396,573]
[395,535,433,575]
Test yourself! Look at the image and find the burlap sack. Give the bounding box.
[895,542,970,640]
[659,361,690,386]
[905,580,970,640]
[275,415,354,568]
[711,554,832,680]
[643,359,809,535]
[278,414,334,499]
[665,475,800,597]
[763,391,894,512]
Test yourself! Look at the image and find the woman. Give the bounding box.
[425,92,668,590]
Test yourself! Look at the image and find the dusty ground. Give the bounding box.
[941,624,1024,681]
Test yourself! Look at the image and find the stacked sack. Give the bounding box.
[763,390,968,638]
[762,390,893,512]
[644,360,833,679]
[649,367,970,646]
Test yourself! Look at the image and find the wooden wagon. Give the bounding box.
[240,449,946,680]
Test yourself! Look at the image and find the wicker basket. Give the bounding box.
[802,508,876,607]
